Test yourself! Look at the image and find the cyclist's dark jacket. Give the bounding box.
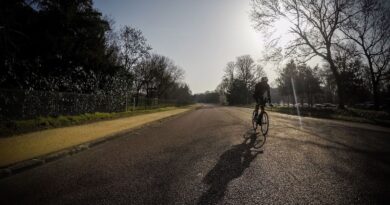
[253,81,271,104]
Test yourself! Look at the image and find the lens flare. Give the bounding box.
[291,77,303,129]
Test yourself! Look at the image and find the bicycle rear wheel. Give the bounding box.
[260,112,269,136]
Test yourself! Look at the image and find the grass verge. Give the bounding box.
[242,104,390,126]
[0,106,192,138]
[0,107,193,167]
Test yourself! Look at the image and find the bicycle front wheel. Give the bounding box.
[260,112,269,136]
[252,111,258,130]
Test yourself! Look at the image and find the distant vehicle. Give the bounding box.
[314,104,324,108]
[354,101,375,109]
[363,102,375,109]
[323,103,337,108]
[354,103,365,108]
[294,103,301,107]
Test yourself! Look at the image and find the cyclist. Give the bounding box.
[253,77,272,123]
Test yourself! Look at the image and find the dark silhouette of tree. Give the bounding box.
[226,79,250,105]
[193,91,220,104]
[251,0,358,109]
[236,55,256,101]
[0,0,120,92]
[276,60,322,107]
[36,0,115,92]
[1,0,40,90]
[300,65,322,107]
[132,54,185,105]
[236,55,256,104]
[119,26,151,73]
[340,0,390,109]
[219,55,267,105]
[167,83,193,105]
[276,60,297,106]
[330,52,371,105]
[0,0,194,115]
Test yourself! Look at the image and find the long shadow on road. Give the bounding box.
[197,131,263,205]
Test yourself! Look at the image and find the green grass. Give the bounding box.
[0,105,191,138]
[263,106,390,126]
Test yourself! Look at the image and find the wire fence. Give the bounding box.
[0,89,177,120]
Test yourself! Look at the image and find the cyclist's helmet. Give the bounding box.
[261,77,268,82]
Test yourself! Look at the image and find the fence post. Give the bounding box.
[133,97,135,111]
[125,93,127,112]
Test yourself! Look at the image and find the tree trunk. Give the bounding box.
[334,74,345,109]
[373,81,380,110]
[365,49,380,110]
[310,93,314,108]
[328,60,345,109]
[135,91,140,106]
[287,96,290,107]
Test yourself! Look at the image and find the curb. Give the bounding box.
[0,107,195,179]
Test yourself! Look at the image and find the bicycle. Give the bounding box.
[252,103,271,136]
[246,103,272,149]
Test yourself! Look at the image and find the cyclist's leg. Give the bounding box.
[254,98,260,116]
[258,98,266,123]
[258,105,264,122]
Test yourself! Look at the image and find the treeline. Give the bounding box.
[275,59,383,108]
[193,91,220,104]
[0,0,192,105]
[251,0,390,109]
[199,54,389,110]
[276,61,322,107]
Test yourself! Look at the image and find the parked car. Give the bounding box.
[313,104,324,108]
[354,101,375,109]
[323,103,337,108]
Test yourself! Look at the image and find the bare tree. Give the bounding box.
[218,55,269,105]
[340,0,390,109]
[132,54,184,105]
[251,0,357,108]
[132,60,148,105]
[151,55,184,98]
[235,55,258,104]
[224,61,236,84]
[236,55,256,90]
[119,26,152,103]
[119,26,151,72]
[254,65,267,82]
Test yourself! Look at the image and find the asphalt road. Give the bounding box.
[1,105,390,204]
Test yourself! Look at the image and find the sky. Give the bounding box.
[93,0,274,94]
